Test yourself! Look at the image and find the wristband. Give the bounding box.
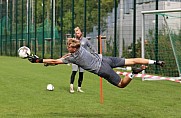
[36,59,43,63]
[39,59,43,63]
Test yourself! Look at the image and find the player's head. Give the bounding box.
[67,38,80,53]
[74,27,82,39]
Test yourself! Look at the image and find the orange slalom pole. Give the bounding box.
[99,35,103,104]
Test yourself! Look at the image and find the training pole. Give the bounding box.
[99,35,103,104]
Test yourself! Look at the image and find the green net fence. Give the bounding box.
[143,12,181,77]
[0,16,60,57]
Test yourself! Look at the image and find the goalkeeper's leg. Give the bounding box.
[77,72,84,93]
[125,58,165,67]
[70,71,77,93]
[117,65,147,88]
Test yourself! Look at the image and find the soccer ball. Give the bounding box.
[18,46,31,58]
[47,84,54,91]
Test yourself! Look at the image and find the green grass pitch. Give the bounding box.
[0,56,181,118]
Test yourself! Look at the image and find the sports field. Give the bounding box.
[0,56,181,118]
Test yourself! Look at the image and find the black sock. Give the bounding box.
[78,72,83,87]
[70,71,77,84]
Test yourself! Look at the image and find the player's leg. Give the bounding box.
[77,67,84,93]
[117,65,147,88]
[70,64,78,93]
[70,71,77,93]
[98,58,147,88]
[70,71,77,85]
[97,62,121,87]
[102,57,164,68]
[125,58,165,67]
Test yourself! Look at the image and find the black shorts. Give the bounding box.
[97,57,125,86]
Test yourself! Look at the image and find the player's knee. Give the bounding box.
[117,82,126,88]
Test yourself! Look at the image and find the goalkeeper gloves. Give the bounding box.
[28,55,43,63]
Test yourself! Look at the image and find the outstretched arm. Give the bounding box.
[28,55,65,64]
[43,58,64,64]
[43,53,71,64]
[44,53,71,66]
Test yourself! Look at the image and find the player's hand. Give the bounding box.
[28,55,40,63]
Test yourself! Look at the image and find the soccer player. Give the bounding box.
[28,38,165,88]
[69,27,96,93]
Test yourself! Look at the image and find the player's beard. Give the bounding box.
[75,34,82,40]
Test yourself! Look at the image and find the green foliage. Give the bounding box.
[124,28,181,77]
[0,56,181,117]
[4,0,116,34]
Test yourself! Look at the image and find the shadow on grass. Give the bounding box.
[45,112,120,118]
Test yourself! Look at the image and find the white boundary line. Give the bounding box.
[116,71,181,84]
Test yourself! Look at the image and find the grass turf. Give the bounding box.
[0,56,181,118]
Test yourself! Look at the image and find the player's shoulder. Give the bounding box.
[82,37,88,40]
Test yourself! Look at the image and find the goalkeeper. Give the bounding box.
[28,38,165,88]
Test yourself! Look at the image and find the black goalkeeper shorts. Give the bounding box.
[97,57,125,86]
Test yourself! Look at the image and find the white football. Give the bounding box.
[47,84,54,91]
[18,46,31,58]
